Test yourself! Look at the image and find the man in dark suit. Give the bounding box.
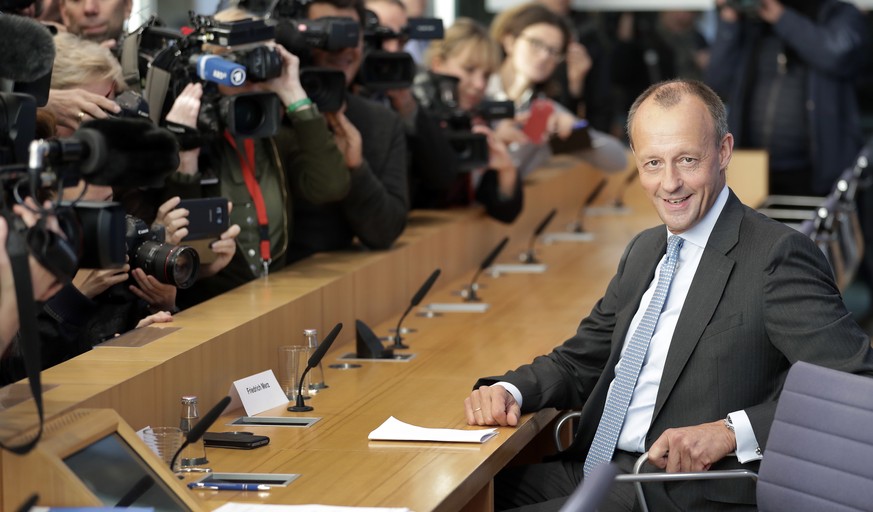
[464,79,873,511]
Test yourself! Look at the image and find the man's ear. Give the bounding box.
[719,132,734,172]
[501,34,516,57]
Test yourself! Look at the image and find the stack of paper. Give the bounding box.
[368,416,498,443]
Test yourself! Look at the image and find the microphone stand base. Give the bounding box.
[543,232,595,243]
[287,405,314,412]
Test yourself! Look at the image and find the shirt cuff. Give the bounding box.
[493,382,523,409]
[728,410,763,463]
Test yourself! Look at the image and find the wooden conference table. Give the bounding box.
[0,151,767,510]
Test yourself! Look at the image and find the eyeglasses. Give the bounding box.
[520,36,564,62]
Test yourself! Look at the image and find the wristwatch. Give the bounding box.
[724,415,735,433]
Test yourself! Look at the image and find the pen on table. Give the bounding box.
[188,482,271,491]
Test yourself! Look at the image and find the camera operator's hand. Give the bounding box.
[494,119,529,147]
[135,311,173,329]
[386,88,418,121]
[129,269,176,312]
[46,88,121,134]
[758,0,785,24]
[472,124,518,197]
[262,44,310,110]
[154,197,190,245]
[200,222,241,279]
[325,110,363,170]
[13,202,64,302]
[165,83,203,176]
[549,110,578,140]
[72,266,130,299]
[0,217,17,350]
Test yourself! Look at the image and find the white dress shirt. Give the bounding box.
[498,185,761,463]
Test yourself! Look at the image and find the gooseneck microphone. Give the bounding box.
[463,237,509,302]
[289,323,343,412]
[390,269,441,349]
[169,395,232,472]
[570,178,607,233]
[520,208,557,264]
[612,171,637,209]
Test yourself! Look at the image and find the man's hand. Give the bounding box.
[165,83,203,175]
[648,420,737,472]
[386,88,418,120]
[46,88,121,134]
[153,196,190,245]
[716,0,740,23]
[758,0,786,24]
[565,42,592,99]
[325,110,363,170]
[135,311,174,329]
[129,268,176,312]
[73,266,130,299]
[464,385,521,426]
[200,223,241,278]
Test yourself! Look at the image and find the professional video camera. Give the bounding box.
[413,72,514,171]
[145,13,283,140]
[359,9,444,91]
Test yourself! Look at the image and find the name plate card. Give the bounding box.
[228,370,289,416]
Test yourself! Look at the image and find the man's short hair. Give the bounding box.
[626,79,729,149]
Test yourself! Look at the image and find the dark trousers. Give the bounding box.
[494,451,642,512]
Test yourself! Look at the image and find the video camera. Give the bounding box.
[359,9,444,91]
[413,72,514,171]
[145,13,283,140]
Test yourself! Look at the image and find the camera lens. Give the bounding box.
[133,241,200,289]
[232,96,266,135]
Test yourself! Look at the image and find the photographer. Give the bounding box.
[488,2,628,177]
[162,8,350,305]
[363,0,461,213]
[705,0,869,197]
[287,0,409,262]
[415,18,524,223]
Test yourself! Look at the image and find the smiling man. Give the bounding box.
[463,79,873,511]
[59,0,131,45]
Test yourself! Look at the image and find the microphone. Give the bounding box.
[519,208,557,264]
[463,237,509,302]
[389,268,440,349]
[570,178,607,233]
[169,395,232,473]
[190,54,247,87]
[289,322,342,412]
[612,171,637,209]
[31,118,180,188]
[0,15,55,83]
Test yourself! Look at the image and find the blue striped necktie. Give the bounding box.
[583,235,684,476]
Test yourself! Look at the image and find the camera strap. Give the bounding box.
[223,131,271,276]
[0,225,45,455]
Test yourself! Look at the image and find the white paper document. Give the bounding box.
[214,504,410,512]
[368,416,498,443]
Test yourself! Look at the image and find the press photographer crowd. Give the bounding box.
[2,0,870,389]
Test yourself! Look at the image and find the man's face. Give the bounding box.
[631,94,732,235]
[308,3,364,86]
[367,1,407,52]
[60,0,131,43]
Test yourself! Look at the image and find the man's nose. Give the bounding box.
[83,0,100,14]
[662,165,683,192]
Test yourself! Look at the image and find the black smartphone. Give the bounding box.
[177,197,229,240]
[202,431,270,450]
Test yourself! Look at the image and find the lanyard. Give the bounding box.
[224,130,271,276]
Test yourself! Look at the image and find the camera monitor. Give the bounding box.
[0,408,204,510]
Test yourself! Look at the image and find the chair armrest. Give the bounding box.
[613,452,758,512]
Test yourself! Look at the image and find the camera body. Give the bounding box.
[146,14,283,138]
[414,72,515,170]
[124,215,200,289]
[359,9,444,91]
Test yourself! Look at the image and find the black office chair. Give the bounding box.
[559,462,620,512]
[615,361,873,511]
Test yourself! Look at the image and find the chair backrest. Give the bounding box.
[559,462,620,512]
[757,361,873,511]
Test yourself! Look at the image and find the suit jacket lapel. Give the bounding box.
[652,191,743,421]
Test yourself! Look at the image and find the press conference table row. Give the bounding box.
[0,151,767,510]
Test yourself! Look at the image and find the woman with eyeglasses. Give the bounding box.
[489,2,628,177]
